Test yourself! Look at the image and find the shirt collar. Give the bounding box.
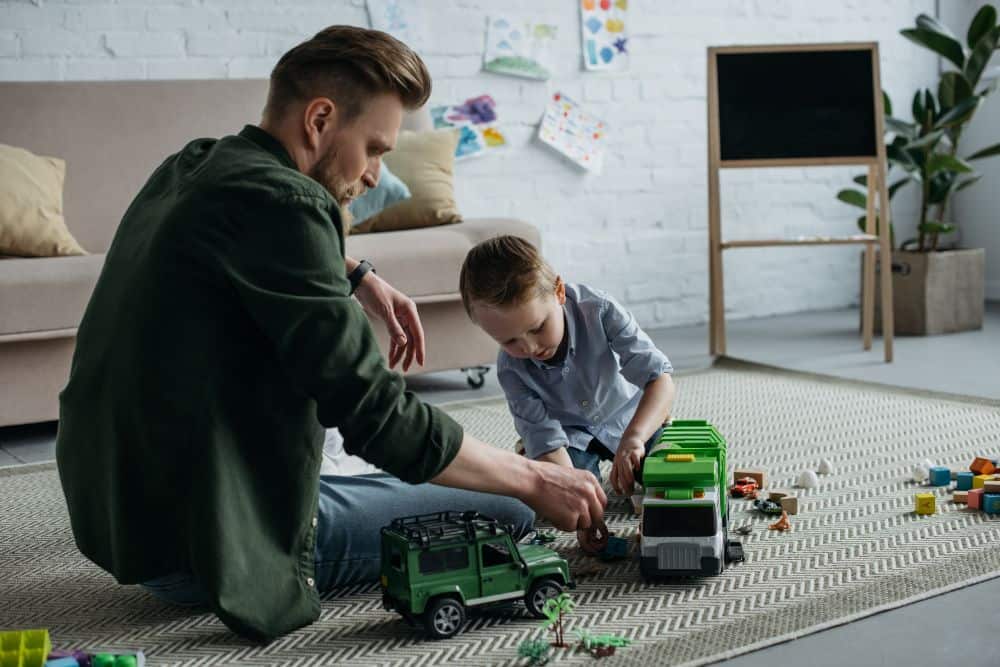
[238,125,298,170]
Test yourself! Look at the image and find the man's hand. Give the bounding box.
[354,272,425,371]
[523,459,607,533]
[609,435,645,496]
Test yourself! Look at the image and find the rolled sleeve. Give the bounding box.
[497,366,569,459]
[600,293,673,388]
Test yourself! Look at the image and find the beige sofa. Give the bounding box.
[0,80,537,427]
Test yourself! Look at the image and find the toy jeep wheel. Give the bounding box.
[424,597,466,639]
[525,577,564,618]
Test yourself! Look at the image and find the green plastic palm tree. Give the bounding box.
[539,593,575,647]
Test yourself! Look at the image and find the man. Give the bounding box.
[55,26,606,641]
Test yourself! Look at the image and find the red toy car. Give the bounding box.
[729,476,759,498]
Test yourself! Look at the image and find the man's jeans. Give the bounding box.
[142,473,535,606]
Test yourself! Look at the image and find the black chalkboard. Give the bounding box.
[716,48,877,161]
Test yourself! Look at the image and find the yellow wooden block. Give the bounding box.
[915,493,936,515]
[973,474,991,489]
[666,453,695,462]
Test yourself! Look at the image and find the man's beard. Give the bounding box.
[308,151,365,225]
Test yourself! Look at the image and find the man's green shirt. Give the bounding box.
[55,126,464,641]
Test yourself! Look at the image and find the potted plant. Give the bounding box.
[838,5,1000,334]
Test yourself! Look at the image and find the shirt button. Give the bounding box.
[581,400,589,407]
[311,517,318,528]
[306,577,315,587]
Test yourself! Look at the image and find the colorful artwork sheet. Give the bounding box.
[537,92,608,172]
[366,0,428,53]
[483,16,557,81]
[579,0,629,71]
[431,95,508,160]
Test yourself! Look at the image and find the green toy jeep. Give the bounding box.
[380,511,574,639]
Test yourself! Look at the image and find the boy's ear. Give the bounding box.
[555,276,566,305]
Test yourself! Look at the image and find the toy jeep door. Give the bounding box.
[477,537,522,601]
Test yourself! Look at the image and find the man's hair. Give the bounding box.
[460,235,558,319]
[265,25,432,123]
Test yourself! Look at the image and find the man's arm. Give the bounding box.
[432,433,607,533]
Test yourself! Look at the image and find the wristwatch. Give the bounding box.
[348,259,375,295]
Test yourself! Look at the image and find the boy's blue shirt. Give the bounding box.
[496,283,672,459]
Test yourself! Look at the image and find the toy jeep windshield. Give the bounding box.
[380,511,574,639]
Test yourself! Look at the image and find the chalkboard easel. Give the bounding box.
[707,42,894,362]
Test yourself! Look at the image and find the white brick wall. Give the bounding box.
[0,0,939,328]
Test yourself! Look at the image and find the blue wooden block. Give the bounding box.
[928,466,951,486]
[983,493,1000,514]
[956,471,974,490]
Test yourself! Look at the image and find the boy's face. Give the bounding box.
[471,278,567,362]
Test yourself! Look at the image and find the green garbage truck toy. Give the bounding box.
[639,420,745,578]
[380,511,574,639]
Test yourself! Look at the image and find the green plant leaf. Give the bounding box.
[855,214,896,247]
[882,90,893,117]
[965,25,1000,87]
[853,174,868,187]
[905,128,946,150]
[938,71,974,109]
[919,221,956,235]
[911,90,924,123]
[924,89,938,123]
[955,173,983,191]
[929,170,956,204]
[933,95,981,128]
[927,153,974,175]
[917,13,962,44]
[889,178,911,198]
[967,4,997,50]
[886,116,917,137]
[837,189,868,209]
[901,26,965,70]
[967,141,1000,160]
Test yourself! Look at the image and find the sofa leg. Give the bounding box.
[461,366,490,388]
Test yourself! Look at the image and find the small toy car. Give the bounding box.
[380,511,574,639]
[730,476,759,498]
[752,498,783,515]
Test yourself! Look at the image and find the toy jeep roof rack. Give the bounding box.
[387,510,502,548]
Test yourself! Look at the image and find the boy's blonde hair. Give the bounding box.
[460,235,558,319]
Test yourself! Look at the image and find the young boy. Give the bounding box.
[460,236,675,551]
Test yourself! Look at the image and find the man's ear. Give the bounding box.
[303,97,337,151]
[555,276,566,305]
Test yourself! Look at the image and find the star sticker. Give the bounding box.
[613,37,628,54]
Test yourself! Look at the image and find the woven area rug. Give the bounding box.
[3,358,999,666]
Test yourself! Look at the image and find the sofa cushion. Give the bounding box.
[345,218,540,299]
[0,144,86,257]
[351,129,461,234]
[347,162,411,226]
[0,254,104,337]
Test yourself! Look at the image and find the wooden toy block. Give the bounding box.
[971,457,996,475]
[779,495,799,515]
[914,493,936,515]
[956,471,974,491]
[953,490,969,503]
[734,468,766,487]
[983,494,1000,514]
[973,474,991,489]
[630,494,643,515]
[968,488,985,510]
[768,488,793,501]
[929,466,950,486]
[984,480,1000,494]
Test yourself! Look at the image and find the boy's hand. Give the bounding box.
[610,435,645,495]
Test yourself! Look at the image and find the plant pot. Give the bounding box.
[861,248,985,335]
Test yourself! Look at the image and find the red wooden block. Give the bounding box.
[968,488,985,510]
[971,457,996,476]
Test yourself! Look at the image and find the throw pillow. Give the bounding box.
[347,162,411,227]
[0,144,86,256]
[351,129,462,234]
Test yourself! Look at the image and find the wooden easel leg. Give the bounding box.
[876,163,894,363]
[861,164,876,351]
